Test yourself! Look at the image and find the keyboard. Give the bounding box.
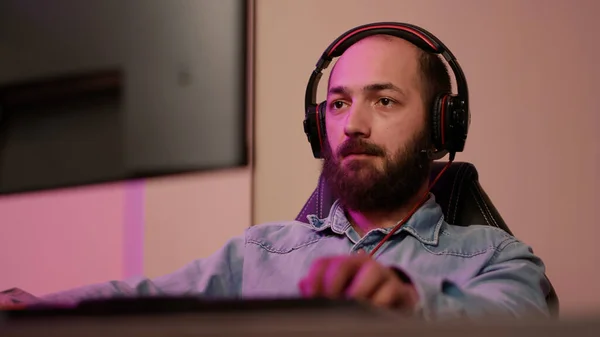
[1,296,375,319]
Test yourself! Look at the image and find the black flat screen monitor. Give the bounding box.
[0,0,250,195]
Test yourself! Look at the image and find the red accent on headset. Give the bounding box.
[440,95,448,145]
[369,159,453,258]
[316,102,324,151]
[327,24,438,57]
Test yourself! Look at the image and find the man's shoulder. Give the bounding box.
[244,220,323,253]
[439,221,519,251]
[436,221,544,273]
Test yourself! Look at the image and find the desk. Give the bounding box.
[1,298,599,337]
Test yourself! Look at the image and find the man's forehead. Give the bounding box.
[327,35,421,91]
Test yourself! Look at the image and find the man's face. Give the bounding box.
[322,35,432,213]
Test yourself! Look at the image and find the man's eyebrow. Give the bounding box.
[328,82,407,97]
[328,85,350,96]
[363,82,404,94]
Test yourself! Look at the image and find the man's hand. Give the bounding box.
[298,253,419,311]
[0,293,12,306]
[0,288,38,309]
[0,293,25,310]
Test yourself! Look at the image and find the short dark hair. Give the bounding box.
[417,50,452,113]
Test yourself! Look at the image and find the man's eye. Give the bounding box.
[378,98,393,106]
[331,101,345,109]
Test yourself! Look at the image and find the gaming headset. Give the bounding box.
[303,22,471,161]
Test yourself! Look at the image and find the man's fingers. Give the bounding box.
[300,255,371,298]
[300,255,420,312]
[345,260,386,300]
[370,280,402,308]
[323,257,365,298]
[300,257,331,297]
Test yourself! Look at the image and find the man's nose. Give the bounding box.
[344,105,371,138]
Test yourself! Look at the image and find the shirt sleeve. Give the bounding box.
[34,234,246,306]
[391,238,551,320]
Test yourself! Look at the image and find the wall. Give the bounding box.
[0,184,127,296]
[253,0,600,317]
[143,168,251,278]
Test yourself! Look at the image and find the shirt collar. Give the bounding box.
[306,193,444,246]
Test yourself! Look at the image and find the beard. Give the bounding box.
[321,129,432,213]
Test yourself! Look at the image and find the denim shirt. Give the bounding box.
[39,194,550,319]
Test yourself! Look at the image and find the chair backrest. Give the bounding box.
[296,161,559,317]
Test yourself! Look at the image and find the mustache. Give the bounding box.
[337,138,386,158]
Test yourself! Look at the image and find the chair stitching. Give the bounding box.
[318,177,324,218]
[470,181,492,227]
[299,189,318,222]
[447,163,465,222]
[472,180,500,228]
[448,163,465,223]
[452,164,471,224]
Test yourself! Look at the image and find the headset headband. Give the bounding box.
[304,22,469,121]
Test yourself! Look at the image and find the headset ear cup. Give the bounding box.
[304,104,322,158]
[317,101,327,144]
[430,93,447,151]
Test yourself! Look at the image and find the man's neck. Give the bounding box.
[345,184,429,237]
